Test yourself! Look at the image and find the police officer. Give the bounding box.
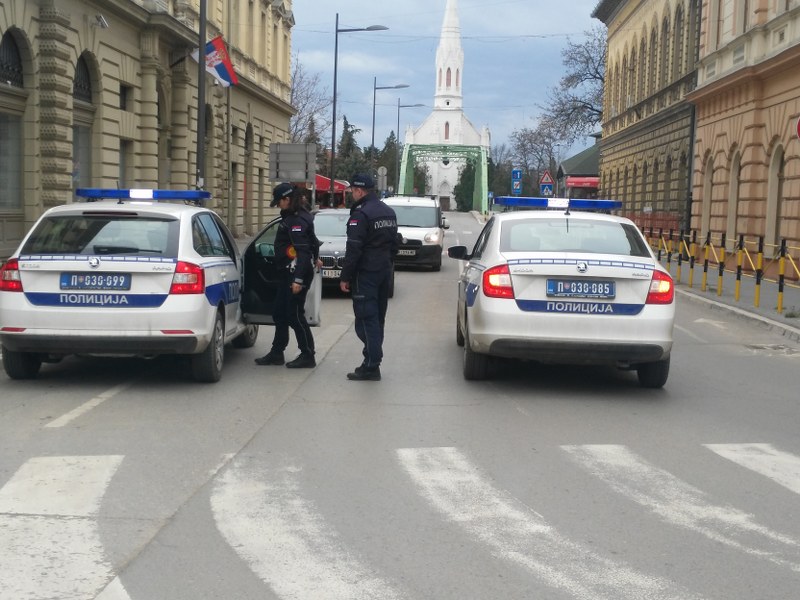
[255,183,319,368]
[339,174,399,381]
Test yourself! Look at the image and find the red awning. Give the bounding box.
[315,174,350,193]
[566,176,600,188]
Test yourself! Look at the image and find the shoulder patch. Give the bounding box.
[348,219,359,226]
[291,225,302,232]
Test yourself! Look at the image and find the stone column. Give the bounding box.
[139,30,160,186]
[170,64,192,188]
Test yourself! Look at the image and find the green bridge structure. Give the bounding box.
[398,144,489,214]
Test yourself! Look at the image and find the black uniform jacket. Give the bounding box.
[274,208,319,286]
[340,192,399,283]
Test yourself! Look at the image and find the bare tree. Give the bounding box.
[510,116,569,190]
[289,55,332,145]
[541,25,606,147]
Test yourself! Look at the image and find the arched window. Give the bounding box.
[446,68,451,88]
[673,6,685,82]
[0,31,24,87]
[648,28,658,97]
[727,150,741,250]
[0,31,25,214]
[660,17,671,90]
[72,53,95,194]
[438,68,442,88]
[766,145,784,246]
[638,38,647,100]
[629,47,637,105]
[444,121,450,140]
[456,69,460,88]
[701,154,714,238]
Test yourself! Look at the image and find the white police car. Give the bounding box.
[0,189,260,383]
[447,197,675,387]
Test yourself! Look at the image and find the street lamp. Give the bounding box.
[396,99,424,194]
[330,14,388,199]
[371,78,409,165]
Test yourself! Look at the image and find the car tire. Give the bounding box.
[455,312,465,347]
[432,259,441,272]
[637,357,670,389]
[232,324,259,348]
[463,317,490,380]
[191,312,225,383]
[2,346,42,380]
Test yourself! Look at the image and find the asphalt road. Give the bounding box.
[1,211,799,599]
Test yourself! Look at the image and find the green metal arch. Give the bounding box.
[399,144,489,213]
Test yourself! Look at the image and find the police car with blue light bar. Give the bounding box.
[447,196,675,387]
[0,189,268,382]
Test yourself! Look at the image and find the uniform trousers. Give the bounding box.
[351,268,391,368]
[271,271,314,355]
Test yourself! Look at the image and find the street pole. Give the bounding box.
[396,100,424,194]
[371,79,408,170]
[196,0,206,190]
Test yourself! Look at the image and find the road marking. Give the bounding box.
[0,455,126,600]
[397,447,701,600]
[674,324,707,343]
[705,443,800,495]
[563,444,800,572]
[45,381,133,428]
[211,457,404,600]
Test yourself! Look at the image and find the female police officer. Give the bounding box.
[255,183,319,368]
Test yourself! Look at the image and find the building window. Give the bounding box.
[446,68,451,88]
[0,32,24,87]
[73,56,92,104]
[444,121,449,140]
[0,114,22,209]
[120,84,133,111]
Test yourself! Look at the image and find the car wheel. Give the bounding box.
[455,311,465,347]
[637,357,670,389]
[232,324,259,348]
[431,259,441,272]
[2,346,42,380]
[191,312,225,383]
[463,317,490,380]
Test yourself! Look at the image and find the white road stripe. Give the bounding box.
[563,444,800,572]
[0,456,126,600]
[45,382,133,428]
[674,324,707,343]
[211,457,405,600]
[705,443,800,495]
[397,447,701,600]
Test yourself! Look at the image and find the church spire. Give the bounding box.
[434,0,463,110]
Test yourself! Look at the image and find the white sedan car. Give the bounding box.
[0,189,260,383]
[447,197,675,387]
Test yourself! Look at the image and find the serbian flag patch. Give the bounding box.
[191,36,238,87]
[291,225,302,232]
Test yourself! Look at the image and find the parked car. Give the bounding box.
[447,197,675,387]
[384,196,448,271]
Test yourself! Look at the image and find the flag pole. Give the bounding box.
[196,0,207,190]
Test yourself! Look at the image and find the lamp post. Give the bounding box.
[330,14,387,200]
[371,78,408,166]
[396,99,424,194]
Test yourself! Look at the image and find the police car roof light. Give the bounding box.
[75,188,212,204]
[494,196,622,210]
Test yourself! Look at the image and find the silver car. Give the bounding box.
[447,198,675,387]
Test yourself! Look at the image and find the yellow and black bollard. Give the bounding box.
[777,239,786,314]
[717,232,726,297]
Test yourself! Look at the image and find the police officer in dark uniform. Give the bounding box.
[255,183,319,368]
[339,174,399,381]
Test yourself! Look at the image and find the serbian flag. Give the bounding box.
[191,36,238,87]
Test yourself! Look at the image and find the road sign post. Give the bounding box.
[539,169,553,197]
[511,168,522,196]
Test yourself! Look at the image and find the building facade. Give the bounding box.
[404,0,490,209]
[687,0,800,255]
[0,0,294,260]
[593,0,702,234]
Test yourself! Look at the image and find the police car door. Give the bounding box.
[242,218,321,326]
[192,214,241,337]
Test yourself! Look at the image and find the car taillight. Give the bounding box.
[0,259,23,292]
[170,261,205,294]
[646,270,674,304]
[483,264,515,299]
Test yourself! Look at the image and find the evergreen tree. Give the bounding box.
[335,116,368,180]
[453,161,476,212]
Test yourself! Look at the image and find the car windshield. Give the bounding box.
[21,215,179,257]
[390,205,438,228]
[499,217,651,257]
[314,212,349,237]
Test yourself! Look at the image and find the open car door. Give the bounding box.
[242,218,322,326]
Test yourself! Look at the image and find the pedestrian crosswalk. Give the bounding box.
[2,444,799,599]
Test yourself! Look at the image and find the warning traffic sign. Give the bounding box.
[539,170,553,185]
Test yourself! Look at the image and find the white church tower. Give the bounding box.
[405,0,490,209]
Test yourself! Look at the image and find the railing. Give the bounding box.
[644,228,800,315]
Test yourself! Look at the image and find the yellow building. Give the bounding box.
[0,0,294,259]
[687,0,800,257]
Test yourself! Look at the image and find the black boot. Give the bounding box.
[286,353,316,368]
[347,365,381,381]
[255,351,285,366]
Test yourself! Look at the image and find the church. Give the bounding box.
[404,0,491,210]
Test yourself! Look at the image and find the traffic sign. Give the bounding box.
[540,183,553,196]
[511,168,522,181]
[512,180,522,196]
[539,170,553,185]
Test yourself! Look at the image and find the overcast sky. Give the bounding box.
[289,0,603,156]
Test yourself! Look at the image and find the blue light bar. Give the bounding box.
[494,196,622,210]
[75,188,212,202]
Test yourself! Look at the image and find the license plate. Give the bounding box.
[321,269,341,279]
[397,249,416,256]
[60,272,132,290]
[546,279,615,299]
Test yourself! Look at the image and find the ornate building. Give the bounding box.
[404,0,490,209]
[687,0,800,254]
[0,0,294,259]
[592,0,702,234]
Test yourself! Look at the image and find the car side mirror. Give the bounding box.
[441,218,449,229]
[447,245,469,260]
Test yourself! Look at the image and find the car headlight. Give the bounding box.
[424,230,442,244]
